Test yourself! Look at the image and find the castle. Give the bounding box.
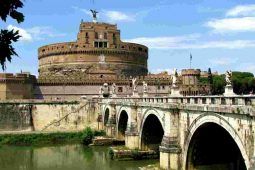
[0,12,210,100]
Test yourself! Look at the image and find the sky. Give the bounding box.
[1,0,255,76]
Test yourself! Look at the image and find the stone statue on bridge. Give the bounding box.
[143,81,148,93]
[143,81,148,97]
[170,68,182,97]
[225,70,232,86]
[111,83,117,97]
[172,68,178,87]
[224,70,236,96]
[132,77,137,91]
[132,77,139,97]
[99,83,110,98]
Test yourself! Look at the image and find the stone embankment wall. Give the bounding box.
[0,104,32,131]
[0,99,101,132]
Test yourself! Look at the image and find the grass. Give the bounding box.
[0,128,106,146]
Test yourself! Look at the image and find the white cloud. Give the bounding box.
[7,25,65,42]
[27,26,66,39]
[125,34,200,49]
[238,63,255,74]
[104,11,135,22]
[125,35,255,49]
[226,4,255,17]
[206,17,255,33]
[151,68,173,74]
[7,25,33,42]
[209,57,238,66]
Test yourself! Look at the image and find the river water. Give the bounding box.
[0,144,158,170]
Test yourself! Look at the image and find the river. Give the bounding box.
[0,144,158,170]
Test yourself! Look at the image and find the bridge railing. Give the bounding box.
[104,95,255,107]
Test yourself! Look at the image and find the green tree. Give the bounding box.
[212,74,225,95]
[0,0,24,70]
[211,72,255,95]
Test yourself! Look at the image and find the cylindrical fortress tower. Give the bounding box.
[181,69,201,85]
[38,22,148,81]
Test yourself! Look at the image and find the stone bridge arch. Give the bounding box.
[139,108,165,151]
[116,106,132,140]
[183,113,249,170]
[102,105,111,126]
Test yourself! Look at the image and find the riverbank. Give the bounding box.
[0,128,105,146]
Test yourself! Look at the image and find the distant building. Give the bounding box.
[180,69,211,96]
[38,21,148,81]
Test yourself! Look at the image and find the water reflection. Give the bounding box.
[0,145,157,170]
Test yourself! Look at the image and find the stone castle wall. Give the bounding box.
[0,73,36,100]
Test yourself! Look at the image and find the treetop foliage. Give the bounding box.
[0,0,24,23]
[0,0,24,70]
[200,70,255,95]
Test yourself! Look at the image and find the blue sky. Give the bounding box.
[1,0,255,76]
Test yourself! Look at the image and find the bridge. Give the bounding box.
[100,95,255,170]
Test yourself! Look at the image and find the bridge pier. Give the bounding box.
[105,117,116,137]
[125,122,140,149]
[160,136,182,170]
[160,109,182,170]
[105,105,117,137]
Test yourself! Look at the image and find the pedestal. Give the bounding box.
[224,85,236,96]
[170,86,182,97]
[111,94,117,98]
[132,90,139,97]
[143,92,148,97]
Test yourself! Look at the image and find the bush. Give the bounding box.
[82,127,94,145]
[94,130,106,137]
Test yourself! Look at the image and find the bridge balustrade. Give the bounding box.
[105,95,255,107]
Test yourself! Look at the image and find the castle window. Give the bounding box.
[103,42,107,48]
[95,32,98,39]
[104,33,107,39]
[86,32,89,38]
[113,33,116,45]
[42,49,45,52]
[138,47,142,51]
[99,42,103,48]
[94,42,99,48]
[94,41,107,48]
